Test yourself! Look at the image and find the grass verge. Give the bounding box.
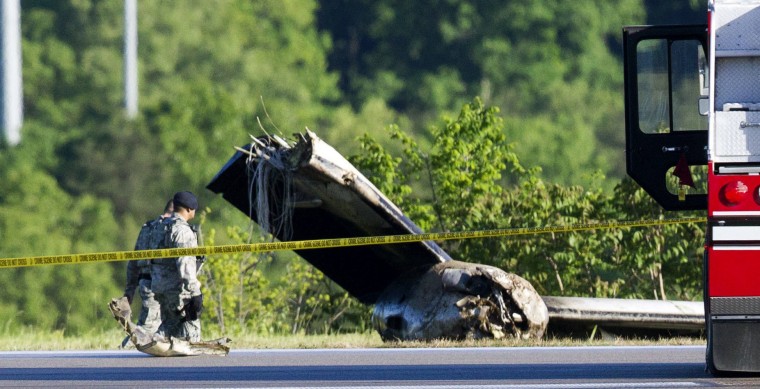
[0,327,705,351]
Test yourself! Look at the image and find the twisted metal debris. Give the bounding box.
[208,130,549,340]
[108,296,230,357]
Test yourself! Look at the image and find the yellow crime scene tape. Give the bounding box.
[0,217,706,269]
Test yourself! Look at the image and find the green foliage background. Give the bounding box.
[351,99,705,303]
[0,0,706,337]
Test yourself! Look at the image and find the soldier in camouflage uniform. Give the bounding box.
[122,199,174,347]
[151,191,204,342]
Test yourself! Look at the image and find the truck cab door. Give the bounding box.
[623,25,708,210]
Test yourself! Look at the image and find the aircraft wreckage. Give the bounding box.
[207,130,547,340]
[206,130,704,341]
[108,296,230,357]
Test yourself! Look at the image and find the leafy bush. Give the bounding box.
[350,98,704,301]
[201,220,372,336]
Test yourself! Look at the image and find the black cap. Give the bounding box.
[173,191,198,210]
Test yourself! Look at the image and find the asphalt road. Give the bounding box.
[0,345,758,388]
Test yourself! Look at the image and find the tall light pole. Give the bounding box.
[1,0,22,145]
[124,0,137,119]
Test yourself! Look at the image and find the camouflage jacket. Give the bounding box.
[124,216,166,300]
[150,213,201,299]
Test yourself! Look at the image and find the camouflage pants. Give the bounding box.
[154,290,201,342]
[136,278,161,334]
[183,318,201,342]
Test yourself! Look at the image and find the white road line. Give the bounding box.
[272,382,704,389]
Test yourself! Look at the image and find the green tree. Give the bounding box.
[645,0,706,25]
[351,98,704,300]
[201,224,277,335]
[0,150,121,334]
[320,0,646,186]
[19,0,370,225]
[201,217,371,336]
[11,0,365,336]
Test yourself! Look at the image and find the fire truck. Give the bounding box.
[624,0,760,374]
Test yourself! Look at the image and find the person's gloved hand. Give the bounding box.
[185,294,203,321]
[123,294,133,305]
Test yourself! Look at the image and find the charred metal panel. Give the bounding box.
[543,296,704,331]
[108,297,230,356]
[207,131,451,304]
[373,261,549,340]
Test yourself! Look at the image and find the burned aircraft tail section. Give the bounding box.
[207,131,451,304]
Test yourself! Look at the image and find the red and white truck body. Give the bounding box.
[624,0,760,374]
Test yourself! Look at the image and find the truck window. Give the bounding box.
[636,38,707,134]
